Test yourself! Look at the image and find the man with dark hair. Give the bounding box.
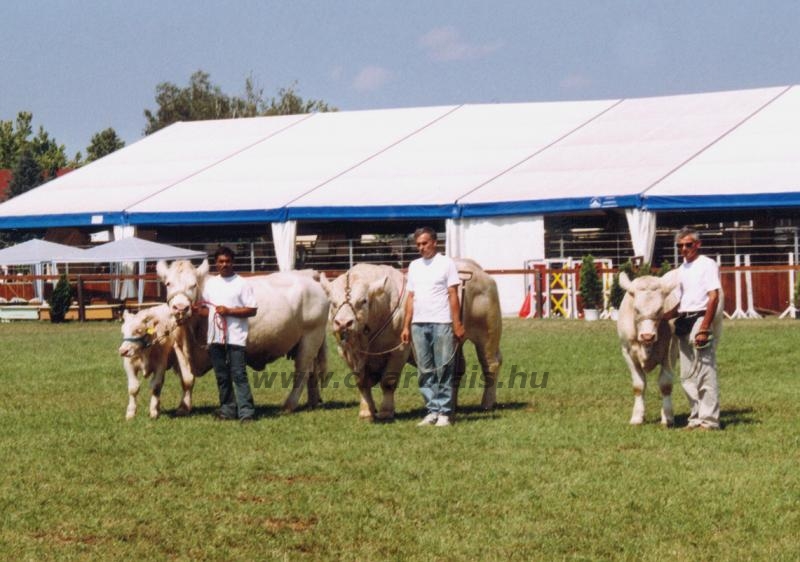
[668,227,723,430]
[401,227,465,427]
[197,246,258,423]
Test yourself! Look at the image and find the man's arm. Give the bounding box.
[400,291,415,344]
[694,289,719,346]
[214,305,257,318]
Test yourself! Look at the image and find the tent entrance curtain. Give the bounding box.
[271,221,297,271]
[625,209,656,264]
[446,216,545,315]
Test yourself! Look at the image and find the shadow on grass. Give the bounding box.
[389,401,530,423]
[169,400,360,420]
[673,407,758,429]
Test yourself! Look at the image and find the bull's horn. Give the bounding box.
[156,260,169,280]
[619,271,633,292]
[197,259,210,277]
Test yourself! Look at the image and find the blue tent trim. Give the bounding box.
[286,205,460,220]
[0,212,127,228]
[126,209,288,225]
[642,192,800,211]
[460,195,641,217]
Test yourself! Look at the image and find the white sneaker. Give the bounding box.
[435,415,451,427]
[417,413,438,426]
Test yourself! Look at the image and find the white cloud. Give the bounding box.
[352,65,393,92]
[418,26,502,62]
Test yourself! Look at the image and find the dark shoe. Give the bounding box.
[214,410,235,421]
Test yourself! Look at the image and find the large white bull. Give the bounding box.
[320,258,502,421]
[156,260,329,413]
[617,272,678,426]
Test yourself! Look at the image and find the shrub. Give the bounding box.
[579,254,603,310]
[658,259,673,277]
[47,274,73,323]
[609,260,635,310]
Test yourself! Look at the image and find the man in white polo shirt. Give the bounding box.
[401,227,465,427]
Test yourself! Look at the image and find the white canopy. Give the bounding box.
[0,239,87,301]
[71,236,206,263]
[68,237,207,304]
[0,238,86,265]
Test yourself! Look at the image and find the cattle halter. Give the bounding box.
[333,272,408,356]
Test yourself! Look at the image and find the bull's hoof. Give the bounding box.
[374,412,395,423]
[174,407,191,417]
[358,411,375,422]
[629,418,644,426]
[125,412,136,421]
[149,410,160,420]
[661,419,675,428]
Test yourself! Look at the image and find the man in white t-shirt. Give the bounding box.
[401,227,465,427]
[666,227,722,430]
[195,246,258,423]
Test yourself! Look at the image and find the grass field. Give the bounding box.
[0,317,798,561]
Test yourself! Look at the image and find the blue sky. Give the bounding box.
[2,0,799,158]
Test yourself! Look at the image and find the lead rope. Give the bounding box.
[196,299,229,364]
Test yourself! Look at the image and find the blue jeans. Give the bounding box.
[411,323,456,416]
[209,344,255,420]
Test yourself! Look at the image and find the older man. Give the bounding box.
[667,227,723,430]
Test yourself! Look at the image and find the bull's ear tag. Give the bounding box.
[146,327,156,335]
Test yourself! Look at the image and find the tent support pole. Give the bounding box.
[77,276,85,323]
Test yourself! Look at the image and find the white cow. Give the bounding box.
[320,258,502,421]
[156,260,329,413]
[119,305,183,419]
[617,272,679,426]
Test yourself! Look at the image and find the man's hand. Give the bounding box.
[401,326,410,345]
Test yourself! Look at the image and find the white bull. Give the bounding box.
[156,260,329,413]
[119,305,183,419]
[617,272,678,426]
[320,258,502,421]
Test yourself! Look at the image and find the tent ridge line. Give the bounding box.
[453,98,627,203]
[640,84,794,198]
[279,104,467,211]
[121,113,317,212]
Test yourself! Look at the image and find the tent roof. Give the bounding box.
[0,239,87,265]
[1,85,798,228]
[71,237,207,263]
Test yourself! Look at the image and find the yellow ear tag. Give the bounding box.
[146,327,156,335]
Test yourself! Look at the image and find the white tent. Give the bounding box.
[0,239,87,300]
[0,238,86,265]
[74,236,207,262]
[71,237,207,303]
[2,85,800,312]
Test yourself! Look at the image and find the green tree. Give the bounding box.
[6,148,44,200]
[86,128,125,162]
[144,71,335,134]
[0,112,34,168]
[0,111,68,174]
[29,127,68,176]
[579,254,604,310]
[47,274,73,323]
